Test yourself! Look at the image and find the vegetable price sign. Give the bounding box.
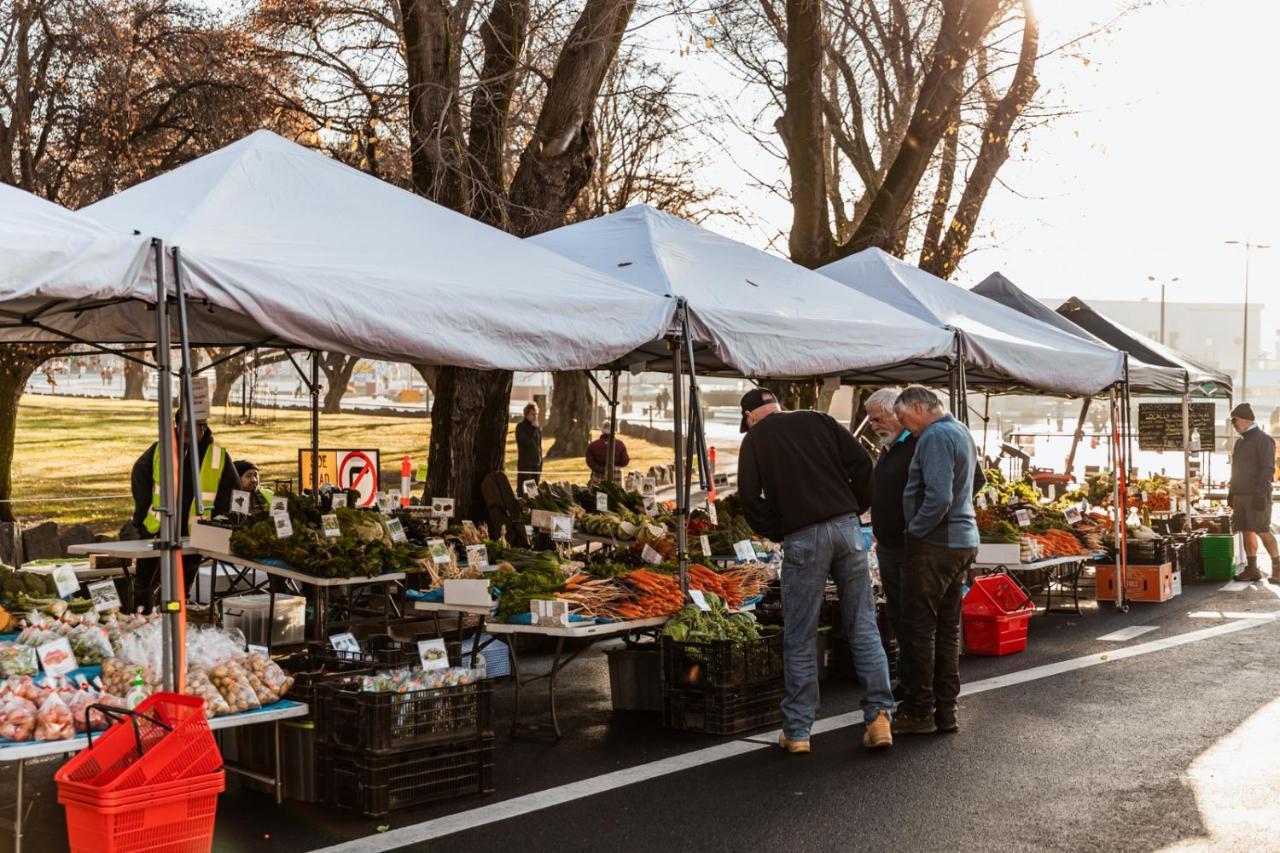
[298,448,382,508]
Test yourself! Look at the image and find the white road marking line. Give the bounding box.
[1096,626,1158,642]
[1188,611,1278,622]
[1189,611,1224,619]
[308,617,1274,853]
[1265,581,1280,601]
[1220,581,1251,592]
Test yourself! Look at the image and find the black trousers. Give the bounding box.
[899,538,977,718]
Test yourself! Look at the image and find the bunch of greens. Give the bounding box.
[662,593,761,643]
[489,559,565,622]
[229,504,424,579]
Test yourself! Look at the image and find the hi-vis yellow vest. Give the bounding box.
[144,440,227,534]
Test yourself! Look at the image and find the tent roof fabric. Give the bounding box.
[819,249,1126,397]
[529,205,955,379]
[1057,296,1232,396]
[972,272,1193,396]
[79,130,676,369]
[0,184,155,346]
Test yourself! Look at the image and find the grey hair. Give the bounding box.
[894,385,944,413]
[865,387,903,414]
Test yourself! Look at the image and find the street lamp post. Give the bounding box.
[1224,240,1270,402]
[1146,275,1180,344]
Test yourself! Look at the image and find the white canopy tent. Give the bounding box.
[79,130,677,370]
[819,248,1126,398]
[529,205,955,379]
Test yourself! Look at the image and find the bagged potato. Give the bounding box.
[207,659,260,713]
[35,692,73,741]
[184,665,231,718]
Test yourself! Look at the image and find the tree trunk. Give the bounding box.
[400,0,465,211]
[838,0,1002,258]
[779,0,830,268]
[319,353,359,415]
[544,370,592,459]
[0,349,57,522]
[467,0,530,228]
[506,0,637,237]
[926,0,1039,278]
[425,367,513,522]
[918,101,961,271]
[212,353,244,407]
[123,360,146,401]
[762,379,819,411]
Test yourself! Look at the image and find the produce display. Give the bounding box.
[230,492,428,578]
[662,593,762,642]
[976,468,1098,560]
[359,665,480,693]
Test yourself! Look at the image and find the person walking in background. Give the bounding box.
[516,402,543,492]
[892,386,980,736]
[737,388,894,753]
[1228,403,1278,583]
[585,428,629,483]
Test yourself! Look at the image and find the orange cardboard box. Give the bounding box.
[1096,563,1175,602]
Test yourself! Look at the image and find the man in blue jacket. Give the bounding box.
[892,385,980,735]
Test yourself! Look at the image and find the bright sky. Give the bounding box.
[678,0,1280,328]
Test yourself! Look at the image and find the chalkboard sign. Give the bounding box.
[1137,403,1216,451]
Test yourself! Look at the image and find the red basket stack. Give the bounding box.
[962,574,1035,656]
[55,693,224,853]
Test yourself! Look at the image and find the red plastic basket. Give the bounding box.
[58,771,224,809]
[962,573,1035,656]
[56,694,221,795]
[59,773,224,853]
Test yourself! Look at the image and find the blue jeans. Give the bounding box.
[781,514,895,738]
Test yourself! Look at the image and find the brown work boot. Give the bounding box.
[778,732,811,754]
[863,711,893,749]
[1237,567,1263,582]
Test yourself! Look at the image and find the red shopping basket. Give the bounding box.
[56,693,221,795]
[962,573,1035,656]
[59,773,224,853]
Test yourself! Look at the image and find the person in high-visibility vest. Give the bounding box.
[234,460,274,512]
[128,407,239,608]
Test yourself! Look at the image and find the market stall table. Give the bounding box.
[199,551,407,646]
[67,540,200,612]
[483,617,669,740]
[0,699,307,853]
[972,555,1094,616]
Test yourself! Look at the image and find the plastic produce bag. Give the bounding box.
[35,691,74,741]
[69,625,114,666]
[0,695,37,742]
[184,665,231,718]
[3,676,42,703]
[186,626,248,669]
[0,644,38,677]
[116,621,163,673]
[244,653,294,702]
[207,659,260,713]
[67,688,101,734]
[101,657,159,699]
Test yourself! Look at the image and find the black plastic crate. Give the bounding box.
[661,631,784,690]
[305,633,411,670]
[276,650,376,712]
[320,677,493,752]
[662,683,783,735]
[322,734,494,816]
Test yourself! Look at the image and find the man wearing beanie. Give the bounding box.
[1227,403,1279,583]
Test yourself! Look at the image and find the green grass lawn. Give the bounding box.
[12,396,674,532]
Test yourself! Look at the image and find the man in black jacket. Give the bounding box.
[515,403,542,493]
[1228,403,1278,583]
[738,388,894,753]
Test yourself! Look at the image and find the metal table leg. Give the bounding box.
[273,720,283,805]
[14,757,22,853]
[508,637,593,741]
[314,585,329,642]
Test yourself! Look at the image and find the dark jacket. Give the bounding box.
[515,418,542,475]
[738,410,872,542]
[130,427,238,536]
[586,435,629,477]
[1229,425,1276,501]
[902,414,981,549]
[874,430,987,548]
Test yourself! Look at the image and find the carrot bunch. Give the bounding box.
[617,569,685,619]
[689,563,743,608]
[1026,530,1087,557]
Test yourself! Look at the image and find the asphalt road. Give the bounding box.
[4,577,1278,852]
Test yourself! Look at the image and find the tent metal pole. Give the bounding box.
[681,313,710,514]
[1064,397,1092,477]
[153,240,178,691]
[171,249,203,519]
[605,370,620,482]
[671,301,689,595]
[1109,387,1126,612]
[1182,373,1192,517]
[311,352,320,500]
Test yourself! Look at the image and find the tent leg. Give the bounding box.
[605,370,620,482]
[1182,388,1192,517]
[311,352,320,500]
[153,240,179,691]
[671,302,688,595]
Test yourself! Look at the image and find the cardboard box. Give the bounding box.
[189,520,232,554]
[1096,563,1175,603]
[976,543,1022,565]
[442,578,493,608]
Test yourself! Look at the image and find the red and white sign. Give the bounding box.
[338,450,380,508]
